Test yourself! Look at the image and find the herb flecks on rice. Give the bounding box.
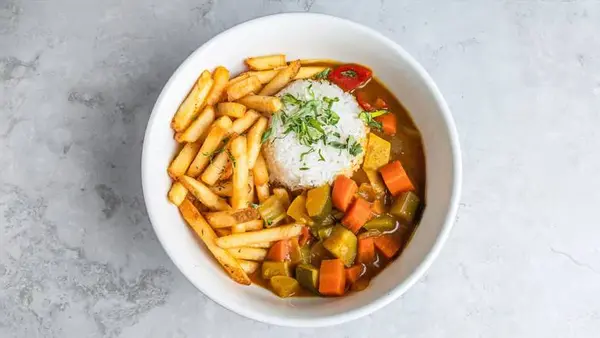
[263,79,367,190]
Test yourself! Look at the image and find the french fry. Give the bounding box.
[187,116,232,177]
[218,161,233,181]
[299,58,335,65]
[227,73,250,87]
[171,70,214,132]
[215,223,304,248]
[273,187,290,209]
[246,117,268,169]
[246,241,273,249]
[231,219,263,233]
[210,180,233,197]
[294,66,328,80]
[230,136,249,210]
[205,66,230,106]
[256,183,270,203]
[201,133,237,186]
[227,76,262,101]
[168,182,188,206]
[253,153,269,185]
[239,260,260,274]
[202,151,229,185]
[231,109,261,135]
[217,102,247,118]
[203,208,260,228]
[227,247,267,261]
[168,142,201,179]
[178,199,250,285]
[179,175,232,211]
[214,228,231,237]
[175,105,216,143]
[247,69,279,84]
[248,172,256,204]
[236,95,282,115]
[259,60,301,96]
[245,54,286,70]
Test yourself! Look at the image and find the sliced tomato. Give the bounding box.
[355,91,374,111]
[328,64,372,92]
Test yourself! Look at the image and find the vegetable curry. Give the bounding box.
[249,62,426,297]
[167,54,426,298]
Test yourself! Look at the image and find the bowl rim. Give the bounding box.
[141,12,462,327]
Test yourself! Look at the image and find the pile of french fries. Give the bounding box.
[167,54,326,285]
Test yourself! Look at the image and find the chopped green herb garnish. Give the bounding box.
[266,219,273,225]
[341,69,358,78]
[314,68,331,79]
[227,150,236,168]
[299,167,309,171]
[300,148,315,161]
[347,136,363,156]
[359,111,384,131]
[318,149,325,161]
[251,203,259,209]
[329,141,346,149]
[261,127,273,144]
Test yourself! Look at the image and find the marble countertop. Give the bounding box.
[2,0,600,337]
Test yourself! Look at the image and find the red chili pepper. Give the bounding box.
[328,64,373,92]
[355,91,374,111]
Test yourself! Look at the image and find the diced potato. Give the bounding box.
[363,133,391,171]
[270,276,300,298]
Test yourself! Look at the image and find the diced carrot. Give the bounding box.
[345,265,364,284]
[374,98,388,109]
[341,198,371,233]
[266,239,291,262]
[379,160,414,196]
[332,175,358,212]
[375,113,397,136]
[319,259,346,296]
[298,225,311,246]
[373,235,403,259]
[357,237,375,264]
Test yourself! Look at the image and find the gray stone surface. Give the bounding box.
[1,0,600,337]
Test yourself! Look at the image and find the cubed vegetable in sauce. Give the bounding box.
[363,214,397,232]
[258,195,287,227]
[270,276,300,298]
[305,184,332,222]
[317,226,333,241]
[287,194,312,224]
[309,241,331,267]
[261,261,291,280]
[389,191,420,225]
[323,225,357,267]
[363,133,391,171]
[296,264,319,293]
[319,259,346,296]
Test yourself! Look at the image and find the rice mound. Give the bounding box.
[263,79,367,190]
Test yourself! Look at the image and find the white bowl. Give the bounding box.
[142,13,462,327]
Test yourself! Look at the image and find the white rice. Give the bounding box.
[263,79,367,190]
